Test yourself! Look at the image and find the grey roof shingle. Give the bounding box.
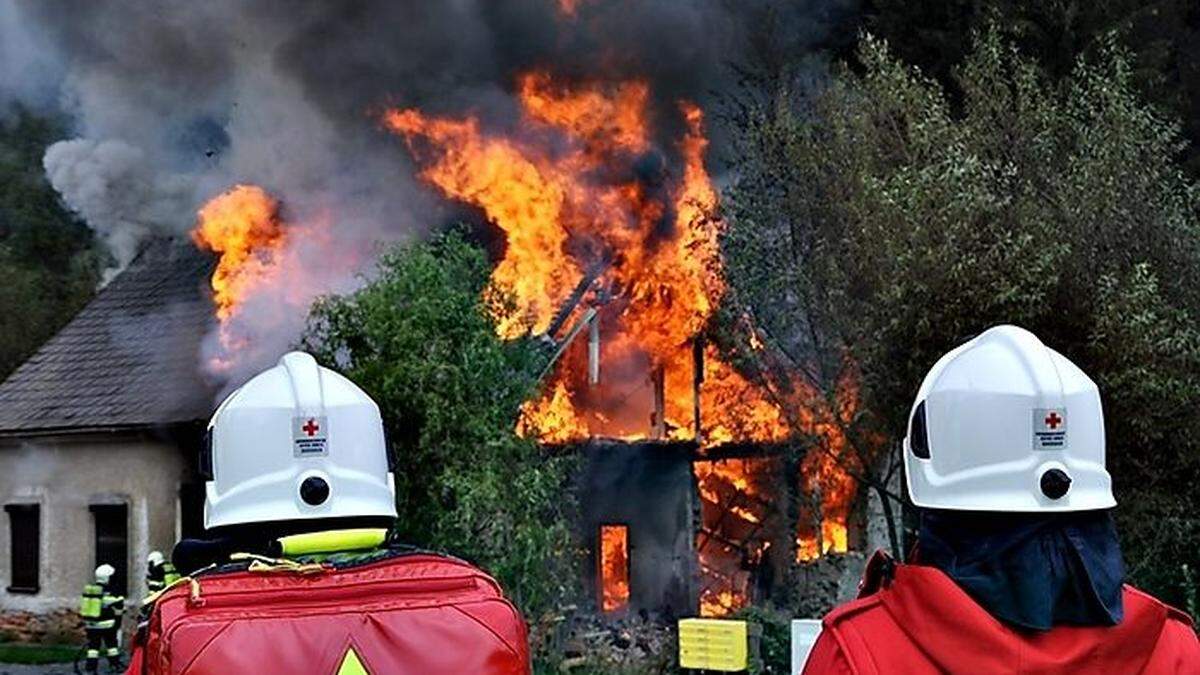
[0,238,219,433]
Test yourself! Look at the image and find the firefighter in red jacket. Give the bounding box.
[803,325,1200,674]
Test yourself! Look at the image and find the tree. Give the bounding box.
[861,0,1200,173]
[723,29,1200,612]
[301,230,576,614]
[0,105,101,379]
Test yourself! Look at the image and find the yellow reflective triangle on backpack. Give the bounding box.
[337,647,369,675]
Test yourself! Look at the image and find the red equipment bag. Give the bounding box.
[129,551,530,675]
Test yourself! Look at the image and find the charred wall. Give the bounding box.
[578,440,696,618]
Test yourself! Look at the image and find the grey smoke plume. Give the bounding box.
[44,139,193,279]
[0,1,61,114]
[4,0,854,388]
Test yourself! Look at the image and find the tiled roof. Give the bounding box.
[0,238,219,433]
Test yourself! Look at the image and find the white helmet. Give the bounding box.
[147,551,164,566]
[95,564,115,585]
[904,325,1116,512]
[204,352,397,529]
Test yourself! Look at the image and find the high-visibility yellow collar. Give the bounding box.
[274,528,388,557]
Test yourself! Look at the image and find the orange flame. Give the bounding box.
[383,108,580,339]
[191,184,287,321]
[599,524,630,612]
[694,457,773,617]
[385,72,861,617]
[795,371,862,562]
[191,184,351,375]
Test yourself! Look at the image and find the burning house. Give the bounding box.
[385,72,870,618]
[0,2,876,633]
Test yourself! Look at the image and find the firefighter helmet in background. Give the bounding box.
[904,325,1116,512]
[94,564,115,585]
[147,550,163,566]
[204,351,397,529]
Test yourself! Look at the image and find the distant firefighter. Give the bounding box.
[79,563,124,673]
[144,550,179,594]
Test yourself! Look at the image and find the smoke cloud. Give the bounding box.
[3,0,854,388]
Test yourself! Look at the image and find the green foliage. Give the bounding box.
[302,230,577,614]
[735,605,791,675]
[862,0,1200,173]
[724,29,1200,613]
[0,105,101,380]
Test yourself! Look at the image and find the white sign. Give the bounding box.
[791,619,822,673]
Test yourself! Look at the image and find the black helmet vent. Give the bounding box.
[910,400,931,459]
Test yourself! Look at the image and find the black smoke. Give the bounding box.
[1,0,856,382]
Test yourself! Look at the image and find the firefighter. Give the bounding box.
[79,563,123,673]
[123,351,530,674]
[144,551,179,594]
[169,351,399,573]
[803,325,1200,674]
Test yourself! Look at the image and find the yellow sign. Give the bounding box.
[678,618,750,671]
[337,647,369,675]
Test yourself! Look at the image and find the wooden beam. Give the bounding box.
[536,307,598,384]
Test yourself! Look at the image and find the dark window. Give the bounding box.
[5,504,39,593]
[179,483,206,540]
[90,504,128,596]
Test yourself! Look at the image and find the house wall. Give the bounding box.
[0,431,189,634]
[580,440,697,618]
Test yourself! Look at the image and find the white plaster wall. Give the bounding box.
[0,433,186,613]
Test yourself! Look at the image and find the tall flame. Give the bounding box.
[384,71,860,617]
[191,184,287,321]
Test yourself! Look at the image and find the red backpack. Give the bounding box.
[126,550,530,675]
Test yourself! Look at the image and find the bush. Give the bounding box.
[303,230,577,615]
[735,605,791,675]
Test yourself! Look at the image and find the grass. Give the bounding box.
[0,642,80,664]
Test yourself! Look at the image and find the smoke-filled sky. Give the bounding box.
[0,0,853,386]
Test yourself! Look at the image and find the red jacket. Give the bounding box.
[803,553,1200,674]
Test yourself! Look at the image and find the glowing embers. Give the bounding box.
[694,457,779,617]
[598,524,630,613]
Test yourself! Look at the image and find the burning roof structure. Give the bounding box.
[378,71,864,617]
